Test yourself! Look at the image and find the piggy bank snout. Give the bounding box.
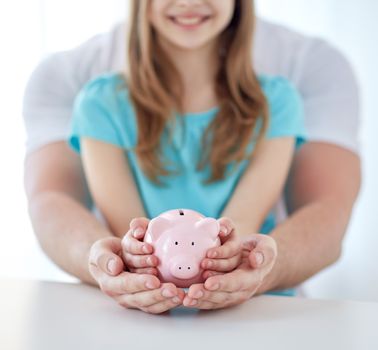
[169,255,200,280]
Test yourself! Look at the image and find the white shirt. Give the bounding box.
[22,18,360,157]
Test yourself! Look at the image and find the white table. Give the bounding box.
[1,279,377,350]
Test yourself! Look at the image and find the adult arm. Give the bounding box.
[258,142,361,292]
[24,141,106,284]
[184,142,361,308]
[24,142,185,314]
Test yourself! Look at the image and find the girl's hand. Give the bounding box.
[183,233,277,309]
[200,217,242,279]
[121,217,159,276]
[88,236,185,314]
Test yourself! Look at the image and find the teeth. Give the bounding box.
[174,16,204,26]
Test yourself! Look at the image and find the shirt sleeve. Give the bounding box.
[68,76,125,153]
[294,38,361,154]
[22,23,125,155]
[263,76,307,148]
[22,52,78,155]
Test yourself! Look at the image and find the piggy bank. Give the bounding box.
[144,209,221,288]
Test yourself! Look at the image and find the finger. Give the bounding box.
[195,291,248,309]
[217,216,233,234]
[184,286,228,309]
[217,216,235,235]
[89,237,124,278]
[204,269,259,293]
[243,234,277,269]
[122,231,153,255]
[130,267,159,276]
[142,288,185,314]
[186,283,205,299]
[202,270,224,280]
[102,272,161,295]
[201,253,241,272]
[129,217,150,239]
[124,252,158,269]
[190,300,218,309]
[142,296,182,314]
[195,289,231,304]
[206,234,241,259]
[118,283,178,309]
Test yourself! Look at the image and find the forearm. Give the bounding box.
[257,196,353,293]
[28,191,114,285]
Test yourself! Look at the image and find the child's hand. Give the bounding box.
[121,217,159,276]
[200,217,242,280]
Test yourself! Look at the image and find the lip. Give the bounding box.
[168,14,211,30]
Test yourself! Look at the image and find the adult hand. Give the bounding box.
[88,235,185,314]
[183,233,277,309]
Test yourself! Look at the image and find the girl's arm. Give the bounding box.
[81,138,146,237]
[221,137,295,236]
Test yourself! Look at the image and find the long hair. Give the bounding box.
[125,0,269,186]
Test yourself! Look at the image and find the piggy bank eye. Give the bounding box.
[191,242,195,246]
[175,241,178,245]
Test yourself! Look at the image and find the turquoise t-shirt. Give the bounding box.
[68,72,307,297]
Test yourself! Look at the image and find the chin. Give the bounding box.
[168,37,214,52]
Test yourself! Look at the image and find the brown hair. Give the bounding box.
[125,0,268,186]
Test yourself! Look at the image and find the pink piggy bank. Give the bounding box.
[144,209,221,288]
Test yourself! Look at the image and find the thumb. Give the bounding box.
[242,234,277,269]
[97,253,124,276]
[89,237,125,277]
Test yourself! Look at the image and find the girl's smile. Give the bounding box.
[168,13,212,31]
[149,0,235,51]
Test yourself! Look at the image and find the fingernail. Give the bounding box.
[142,245,150,254]
[206,261,213,268]
[162,289,175,298]
[208,283,219,291]
[107,259,117,274]
[133,227,144,237]
[147,256,154,265]
[255,252,264,266]
[193,290,203,299]
[172,296,181,303]
[220,226,228,235]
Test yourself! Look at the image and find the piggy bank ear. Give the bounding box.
[194,218,220,239]
[147,217,172,241]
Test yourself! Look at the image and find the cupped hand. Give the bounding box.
[201,216,242,279]
[121,217,159,275]
[88,236,184,314]
[183,233,277,309]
